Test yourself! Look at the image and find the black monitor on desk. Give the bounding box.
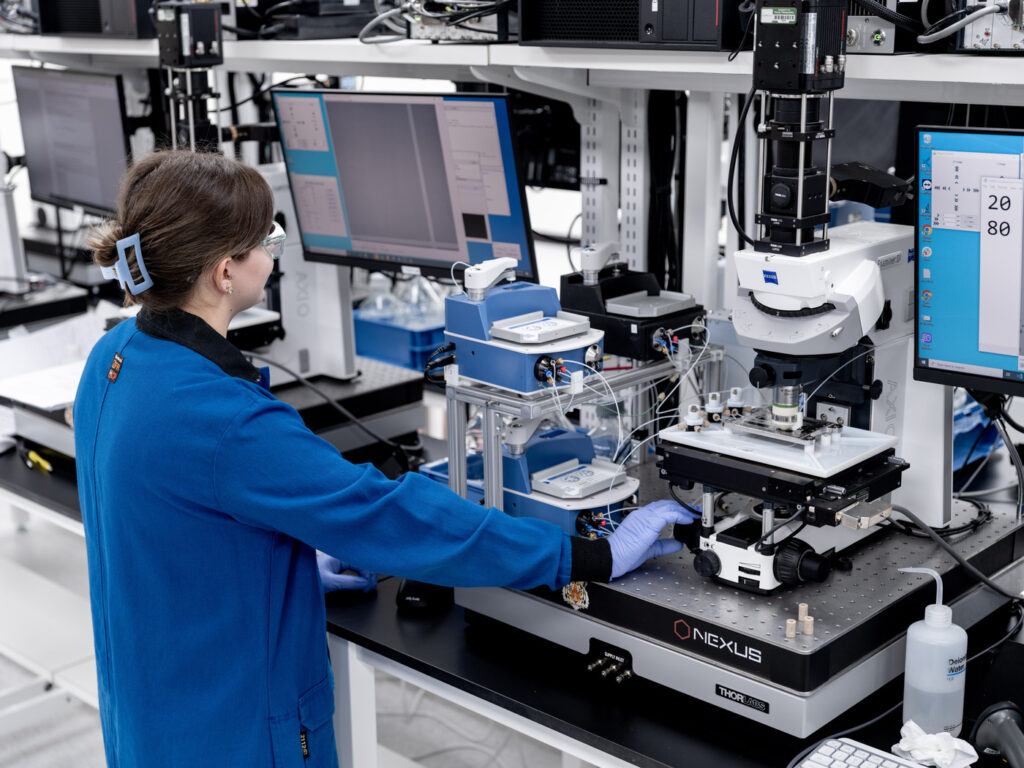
[913,125,1024,398]
[271,89,537,281]
[12,66,131,217]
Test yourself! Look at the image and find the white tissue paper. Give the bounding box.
[892,721,979,768]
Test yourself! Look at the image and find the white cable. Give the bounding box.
[359,4,413,43]
[560,360,623,453]
[917,3,1004,44]
[956,480,1019,499]
[373,0,410,33]
[449,260,471,296]
[802,336,908,404]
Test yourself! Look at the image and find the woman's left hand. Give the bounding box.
[316,552,377,594]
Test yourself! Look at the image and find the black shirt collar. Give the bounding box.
[136,307,262,383]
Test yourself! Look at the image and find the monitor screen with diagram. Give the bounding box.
[271,89,537,280]
[914,125,1024,396]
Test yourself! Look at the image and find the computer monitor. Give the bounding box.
[12,66,131,216]
[271,89,537,280]
[914,125,1024,396]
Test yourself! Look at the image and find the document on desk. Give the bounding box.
[0,300,122,379]
[0,360,86,411]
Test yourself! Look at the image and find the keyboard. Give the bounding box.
[801,737,926,768]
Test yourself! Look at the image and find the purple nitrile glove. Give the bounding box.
[316,551,377,594]
[607,499,701,579]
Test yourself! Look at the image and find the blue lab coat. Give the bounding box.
[74,309,610,768]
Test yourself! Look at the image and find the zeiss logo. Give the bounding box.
[674,619,763,664]
[762,270,779,285]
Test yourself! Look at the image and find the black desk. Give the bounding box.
[2,417,1018,767]
[0,281,90,331]
[324,579,914,768]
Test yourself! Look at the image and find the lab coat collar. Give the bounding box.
[136,308,263,383]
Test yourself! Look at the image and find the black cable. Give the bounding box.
[886,499,992,540]
[727,86,758,247]
[667,484,702,518]
[1001,402,1024,434]
[532,230,578,246]
[647,90,679,291]
[960,418,994,472]
[217,74,318,112]
[245,352,415,470]
[755,510,805,552]
[921,3,985,36]
[728,6,755,62]
[257,22,288,38]
[893,504,1022,603]
[967,601,1024,664]
[855,0,923,32]
[263,0,300,16]
[223,23,258,39]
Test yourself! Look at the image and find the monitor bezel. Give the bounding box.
[12,65,132,218]
[270,88,539,283]
[912,123,1024,397]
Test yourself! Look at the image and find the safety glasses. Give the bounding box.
[261,221,286,260]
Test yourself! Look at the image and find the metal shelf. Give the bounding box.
[492,46,1024,105]
[0,35,488,80]
[1,33,1020,105]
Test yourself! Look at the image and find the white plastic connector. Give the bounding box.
[705,392,724,416]
[580,241,621,286]
[570,370,584,395]
[727,386,745,409]
[444,364,460,387]
[464,257,518,301]
[683,404,704,427]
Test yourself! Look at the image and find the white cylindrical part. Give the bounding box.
[801,616,814,636]
[902,605,968,736]
[785,618,797,639]
[798,602,809,621]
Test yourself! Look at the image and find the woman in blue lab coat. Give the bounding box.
[74,150,696,768]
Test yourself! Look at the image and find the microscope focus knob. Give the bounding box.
[749,364,776,389]
[868,380,884,400]
[774,539,831,585]
[693,550,721,578]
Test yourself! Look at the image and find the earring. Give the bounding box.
[225,282,233,295]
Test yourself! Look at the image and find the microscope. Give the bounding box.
[656,0,954,594]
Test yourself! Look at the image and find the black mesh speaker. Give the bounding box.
[522,0,640,43]
[38,0,155,37]
[519,0,745,51]
[38,0,103,34]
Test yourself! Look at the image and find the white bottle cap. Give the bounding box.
[925,603,953,627]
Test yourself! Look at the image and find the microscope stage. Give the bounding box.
[658,419,897,479]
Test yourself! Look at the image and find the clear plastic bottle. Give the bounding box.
[396,275,445,327]
[900,566,968,736]
[359,273,401,320]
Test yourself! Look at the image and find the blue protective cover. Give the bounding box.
[444,281,561,341]
[444,281,601,392]
[502,428,596,495]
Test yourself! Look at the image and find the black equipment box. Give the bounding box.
[754,0,847,93]
[37,0,155,37]
[155,2,224,68]
[518,0,746,51]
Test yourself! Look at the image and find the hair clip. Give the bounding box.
[100,233,153,295]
